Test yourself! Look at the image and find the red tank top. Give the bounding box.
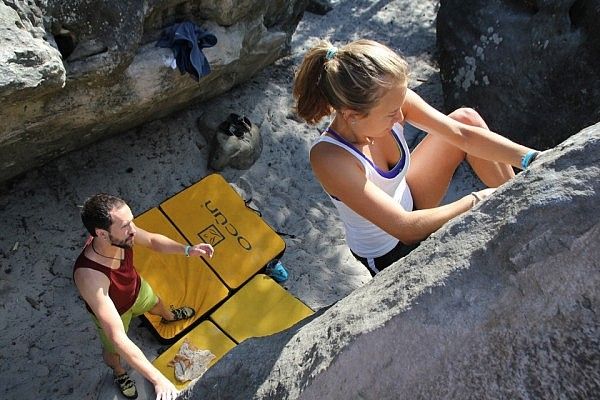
[73,238,141,315]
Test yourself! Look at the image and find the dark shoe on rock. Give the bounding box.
[210,113,262,171]
[218,113,252,138]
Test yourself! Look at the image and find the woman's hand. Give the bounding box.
[470,187,496,206]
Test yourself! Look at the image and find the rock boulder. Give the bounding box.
[436,0,600,150]
[187,121,600,399]
[0,0,308,183]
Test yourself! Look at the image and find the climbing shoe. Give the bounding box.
[265,260,289,283]
[161,306,195,323]
[114,372,138,399]
[218,113,252,138]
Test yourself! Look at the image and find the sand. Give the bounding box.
[0,1,484,398]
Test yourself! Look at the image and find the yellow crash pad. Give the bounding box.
[133,208,229,342]
[152,320,236,389]
[210,274,314,343]
[160,174,286,289]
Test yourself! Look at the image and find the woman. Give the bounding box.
[293,39,540,276]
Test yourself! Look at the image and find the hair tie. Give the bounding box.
[325,47,338,61]
[521,150,540,169]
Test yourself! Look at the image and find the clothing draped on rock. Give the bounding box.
[167,339,216,382]
[156,21,217,81]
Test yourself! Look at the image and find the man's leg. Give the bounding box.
[93,314,130,373]
[148,296,175,321]
[103,349,126,375]
[134,278,194,323]
[148,296,196,322]
[92,312,138,399]
[104,346,137,400]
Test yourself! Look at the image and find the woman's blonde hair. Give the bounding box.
[293,39,409,124]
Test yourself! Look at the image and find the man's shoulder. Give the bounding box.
[73,261,109,289]
[73,249,97,273]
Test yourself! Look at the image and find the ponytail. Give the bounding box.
[293,41,333,124]
[293,39,410,125]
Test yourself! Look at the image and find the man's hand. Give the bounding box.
[189,243,214,258]
[154,375,179,400]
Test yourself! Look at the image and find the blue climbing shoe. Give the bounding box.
[265,260,289,283]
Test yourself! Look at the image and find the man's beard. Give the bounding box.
[109,233,134,249]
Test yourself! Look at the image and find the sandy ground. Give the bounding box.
[0,1,483,399]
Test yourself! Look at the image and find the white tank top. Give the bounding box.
[313,123,413,259]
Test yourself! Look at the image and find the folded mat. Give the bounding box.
[153,320,236,389]
[210,274,314,343]
[133,207,229,343]
[160,174,286,289]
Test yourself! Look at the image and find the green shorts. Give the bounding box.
[92,278,158,354]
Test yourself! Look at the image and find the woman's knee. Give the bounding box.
[448,107,487,128]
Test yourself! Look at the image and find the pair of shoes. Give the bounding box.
[114,372,138,399]
[218,113,252,138]
[265,260,289,283]
[161,306,196,323]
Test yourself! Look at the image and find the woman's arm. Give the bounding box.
[402,89,533,169]
[311,142,485,244]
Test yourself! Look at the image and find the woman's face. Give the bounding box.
[354,84,406,137]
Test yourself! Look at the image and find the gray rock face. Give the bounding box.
[187,122,600,399]
[0,1,65,100]
[0,0,308,183]
[436,0,600,150]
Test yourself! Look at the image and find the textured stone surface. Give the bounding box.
[186,122,600,399]
[436,0,600,150]
[0,0,308,183]
[0,1,65,100]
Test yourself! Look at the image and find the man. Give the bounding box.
[73,194,214,400]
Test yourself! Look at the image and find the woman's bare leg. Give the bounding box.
[450,108,515,187]
[406,107,514,209]
[407,130,466,209]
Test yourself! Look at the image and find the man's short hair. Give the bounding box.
[81,194,126,236]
